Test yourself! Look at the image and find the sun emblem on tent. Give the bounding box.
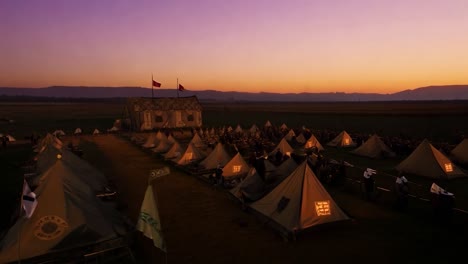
[33,215,68,240]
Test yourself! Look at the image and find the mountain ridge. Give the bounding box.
[1,85,467,101]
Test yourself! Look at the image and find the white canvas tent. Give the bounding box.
[250,161,349,234]
[327,131,356,148]
[0,160,125,263]
[92,129,100,135]
[269,138,294,157]
[164,141,183,160]
[451,139,468,164]
[268,158,298,184]
[199,143,232,170]
[284,130,296,142]
[177,143,206,166]
[52,130,66,137]
[351,134,395,159]
[230,168,266,201]
[74,128,82,135]
[222,152,250,179]
[295,133,306,144]
[190,133,206,149]
[396,139,466,180]
[265,120,273,128]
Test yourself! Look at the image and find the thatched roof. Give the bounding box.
[126,96,202,111]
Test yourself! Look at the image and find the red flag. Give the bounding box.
[178,84,185,91]
[152,80,161,87]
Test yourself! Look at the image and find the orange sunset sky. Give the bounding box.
[1,0,468,93]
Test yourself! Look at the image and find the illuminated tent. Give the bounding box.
[222,152,250,179]
[396,139,466,180]
[295,133,306,144]
[327,131,356,148]
[269,138,294,157]
[34,133,63,152]
[164,141,183,160]
[280,123,288,130]
[351,134,395,159]
[230,168,266,201]
[1,134,16,142]
[451,139,468,165]
[305,134,324,152]
[177,143,206,166]
[0,160,125,263]
[284,130,296,142]
[265,120,273,128]
[199,143,232,170]
[92,129,100,135]
[250,161,349,234]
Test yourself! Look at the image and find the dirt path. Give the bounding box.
[79,134,463,264]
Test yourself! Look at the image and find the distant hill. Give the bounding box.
[0,85,467,101]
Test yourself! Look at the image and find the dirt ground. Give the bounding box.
[75,134,465,264]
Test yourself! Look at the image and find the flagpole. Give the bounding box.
[176,78,179,98]
[151,73,154,99]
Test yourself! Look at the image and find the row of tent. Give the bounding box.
[52,126,121,137]
[0,133,129,263]
[134,131,351,235]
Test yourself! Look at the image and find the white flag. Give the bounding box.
[136,185,167,252]
[22,180,38,218]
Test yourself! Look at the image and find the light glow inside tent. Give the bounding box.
[285,151,291,157]
[56,154,62,160]
[344,139,350,145]
[306,142,313,148]
[444,163,453,172]
[186,152,193,160]
[233,165,242,173]
[315,201,331,216]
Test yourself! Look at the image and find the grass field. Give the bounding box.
[1,100,468,262]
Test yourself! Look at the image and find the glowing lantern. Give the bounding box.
[56,154,62,160]
[233,165,242,173]
[444,163,453,172]
[315,201,331,216]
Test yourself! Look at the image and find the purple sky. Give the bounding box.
[1,0,467,93]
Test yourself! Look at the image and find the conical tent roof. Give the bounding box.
[296,133,306,144]
[199,143,232,170]
[284,130,296,141]
[234,125,243,133]
[164,141,183,160]
[327,131,356,147]
[265,120,273,127]
[250,161,349,233]
[352,134,395,159]
[230,168,266,201]
[190,132,206,148]
[74,128,82,134]
[250,124,259,134]
[222,152,250,179]
[280,123,288,130]
[396,139,466,180]
[305,135,324,151]
[451,139,468,164]
[34,133,62,153]
[53,130,66,136]
[177,143,206,165]
[142,133,158,148]
[152,136,173,153]
[270,138,294,156]
[92,129,100,135]
[0,160,121,263]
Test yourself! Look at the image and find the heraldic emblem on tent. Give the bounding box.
[136,167,170,252]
